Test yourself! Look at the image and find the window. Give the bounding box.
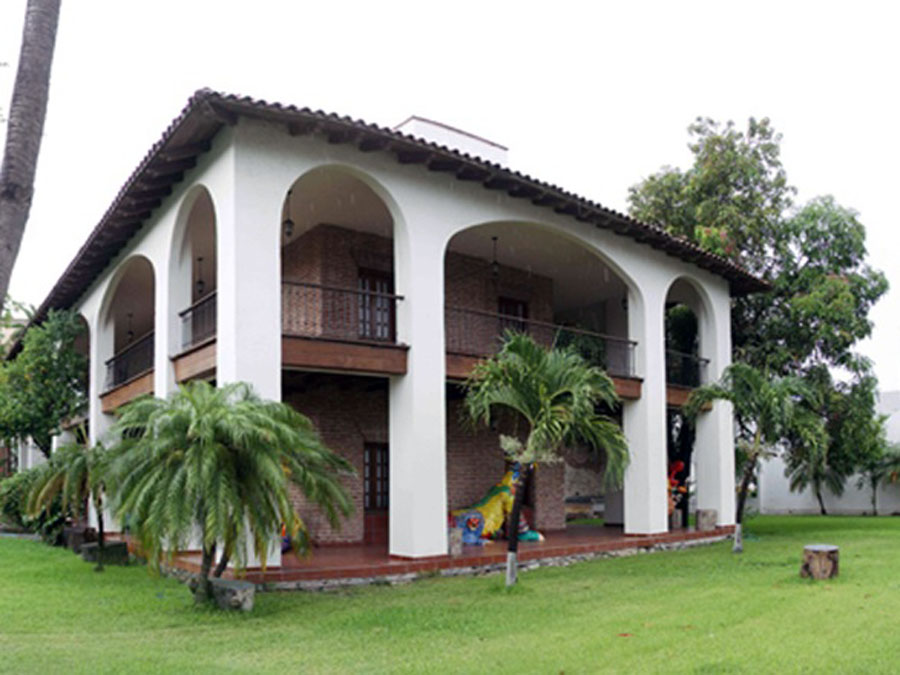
[358,270,395,341]
[498,297,529,334]
[364,443,389,511]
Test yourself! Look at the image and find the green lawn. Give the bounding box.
[2,516,900,673]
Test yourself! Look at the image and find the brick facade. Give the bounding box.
[285,377,566,545]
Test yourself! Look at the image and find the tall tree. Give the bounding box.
[107,381,353,603]
[465,332,629,586]
[0,0,61,300]
[630,117,887,507]
[685,363,826,552]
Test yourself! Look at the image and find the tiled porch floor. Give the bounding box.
[170,524,734,585]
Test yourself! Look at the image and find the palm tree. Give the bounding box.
[684,363,825,552]
[785,443,846,515]
[106,381,353,603]
[465,332,629,586]
[0,0,61,300]
[26,429,110,570]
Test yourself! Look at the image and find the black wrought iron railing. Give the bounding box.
[665,349,709,388]
[282,281,403,344]
[178,291,217,350]
[444,306,637,379]
[105,332,154,391]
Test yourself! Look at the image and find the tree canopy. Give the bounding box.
[630,116,887,504]
[0,309,87,457]
[628,117,887,378]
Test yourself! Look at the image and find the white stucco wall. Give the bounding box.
[756,390,900,516]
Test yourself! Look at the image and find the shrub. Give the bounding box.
[0,468,65,544]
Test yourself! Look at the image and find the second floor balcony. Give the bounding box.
[105,331,154,391]
[445,306,637,380]
[665,349,709,388]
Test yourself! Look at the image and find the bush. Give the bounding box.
[0,468,65,544]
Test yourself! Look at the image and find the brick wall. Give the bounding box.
[284,377,388,544]
[285,377,567,545]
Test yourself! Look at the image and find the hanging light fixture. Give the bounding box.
[126,312,134,343]
[491,236,500,280]
[196,256,205,296]
[282,188,295,239]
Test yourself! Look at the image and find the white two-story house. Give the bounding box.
[23,90,765,568]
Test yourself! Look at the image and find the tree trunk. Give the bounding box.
[213,551,230,578]
[733,459,756,554]
[815,489,827,516]
[0,0,61,300]
[94,496,105,572]
[871,480,878,516]
[505,463,533,587]
[195,542,216,603]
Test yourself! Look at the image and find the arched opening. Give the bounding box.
[663,277,712,529]
[279,166,397,550]
[280,165,396,343]
[664,278,708,388]
[100,256,155,392]
[171,187,217,354]
[443,221,637,535]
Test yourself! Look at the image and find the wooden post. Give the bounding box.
[800,544,839,579]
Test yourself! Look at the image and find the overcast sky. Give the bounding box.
[1,1,897,388]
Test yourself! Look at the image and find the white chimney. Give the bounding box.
[393,116,508,166]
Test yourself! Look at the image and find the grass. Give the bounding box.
[3,516,900,673]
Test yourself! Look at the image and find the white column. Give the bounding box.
[622,283,669,534]
[693,290,735,526]
[213,135,283,567]
[388,219,449,558]
[216,145,281,402]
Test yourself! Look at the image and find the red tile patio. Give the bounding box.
[166,524,734,586]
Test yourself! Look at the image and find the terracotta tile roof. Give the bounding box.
[22,88,769,345]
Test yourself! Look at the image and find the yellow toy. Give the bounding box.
[450,465,543,545]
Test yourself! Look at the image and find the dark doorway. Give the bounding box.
[364,442,389,546]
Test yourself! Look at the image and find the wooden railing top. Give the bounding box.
[104,330,154,366]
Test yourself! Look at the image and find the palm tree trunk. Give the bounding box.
[0,0,61,300]
[213,551,230,578]
[816,488,827,516]
[733,459,756,554]
[505,463,532,587]
[94,496,105,572]
[195,542,216,603]
[871,478,878,516]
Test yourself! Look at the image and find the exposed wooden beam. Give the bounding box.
[127,186,172,201]
[426,157,462,172]
[395,149,431,164]
[145,157,196,178]
[456,165,491,181]
[288,119,318,136]
[159,140,211,161]
[138,172,183,188]
[358,135,391,152]
[112,209,152,222]
[201,101,238,126]
[118,197,161,211]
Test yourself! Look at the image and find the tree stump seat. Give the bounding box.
[209,578,255,612]
[800,544,839,579]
